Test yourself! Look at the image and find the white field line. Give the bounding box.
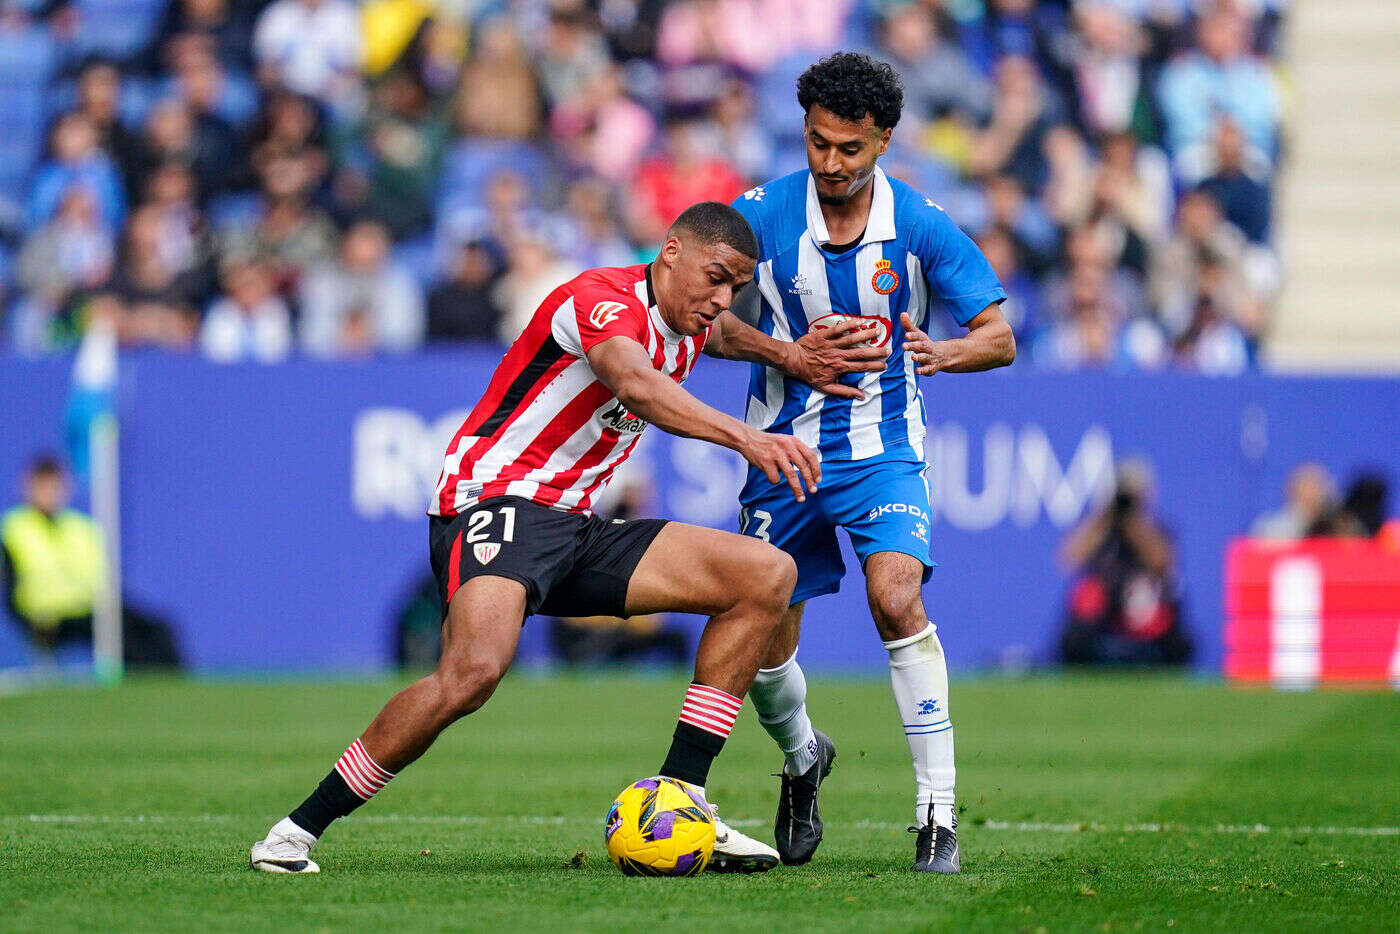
[6,814,1398,837]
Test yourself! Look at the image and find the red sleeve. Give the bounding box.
[574,286,650,354]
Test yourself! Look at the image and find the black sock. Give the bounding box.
[659,722,726,787]
[287,770,366,838]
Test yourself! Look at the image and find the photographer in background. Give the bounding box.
[1056,459,1192,667]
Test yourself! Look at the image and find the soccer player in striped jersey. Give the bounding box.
[728,53,1017,874]
[250,202,882,875]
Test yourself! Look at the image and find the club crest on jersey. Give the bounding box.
[589,301,629,328]
[871,259,901,295]
[473,542,500,565]
[600,400,648,434]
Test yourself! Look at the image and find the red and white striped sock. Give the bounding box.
[677,683,743,739]
[333,738,396,801]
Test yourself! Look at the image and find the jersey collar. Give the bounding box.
[638,263,686,343]
[805,165,897,247]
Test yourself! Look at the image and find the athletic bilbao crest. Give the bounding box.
[473,542,500,565]
[871,258,901,295]
[590,301,628,328]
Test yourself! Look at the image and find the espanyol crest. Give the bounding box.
[473,542,501,565]
[871,259,901,295]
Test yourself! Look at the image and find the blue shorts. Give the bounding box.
[738,455,934,604]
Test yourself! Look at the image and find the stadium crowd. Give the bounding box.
[0,0,1287,372]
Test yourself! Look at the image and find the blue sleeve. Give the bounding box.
[914,203,1006,327]
[731,188,768,259]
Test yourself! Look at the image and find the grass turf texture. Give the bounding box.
[1,673,1397,932]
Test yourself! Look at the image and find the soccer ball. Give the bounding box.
[603,776,715,877]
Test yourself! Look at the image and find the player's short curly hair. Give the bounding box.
[796,52,904,130]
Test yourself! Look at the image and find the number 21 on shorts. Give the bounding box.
[466,504,515,565]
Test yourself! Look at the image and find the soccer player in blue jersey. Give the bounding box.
[727,53,1016,874]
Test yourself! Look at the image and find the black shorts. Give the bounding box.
[428,496,670,620]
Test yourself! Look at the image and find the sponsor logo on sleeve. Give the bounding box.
[589,301,629,328]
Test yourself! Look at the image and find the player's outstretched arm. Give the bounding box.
[900,305,1016,377]
[704,311,886,400]
[587,335,821,502]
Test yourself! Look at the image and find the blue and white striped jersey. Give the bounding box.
[732,167,1006,463]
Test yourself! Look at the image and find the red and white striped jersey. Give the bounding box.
[431,264,708,517]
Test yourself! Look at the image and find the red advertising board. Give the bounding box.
[1225,539,1400,687]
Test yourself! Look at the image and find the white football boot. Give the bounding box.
[250,819,321,874]
[706,805,780,873]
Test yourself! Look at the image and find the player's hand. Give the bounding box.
[741,429,821,503]
[901,312,950,377]
[787,319,887,400]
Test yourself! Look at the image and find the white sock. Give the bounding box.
[884,622,955,829]
[748,652,819,776]
[273,816,316,842]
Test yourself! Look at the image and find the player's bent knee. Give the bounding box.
[436,657,508,719]
[869,585,925,633]
[745,545,797,617]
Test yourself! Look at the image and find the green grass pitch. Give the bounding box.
[1,672,1397,932]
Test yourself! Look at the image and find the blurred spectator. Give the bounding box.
[29,111,126,231]
[1032,278,1165,372]
[537,6,610,109]
[331,69,447,238]
[970,54,1063,194]
[1058,459,1192,666]
[453,19,544,142]
[875,2,991,126]
[199,258,293,362]
[702,78,774,183]
[426,239,503,344]
[129,97,242,204]
[629,115,746,246]
[1090,132,1172,266]
[160,31,260,131]
[299,218,425,357]
[106,203,203,349]
[1,455,180,667]
[72,59,143,195]
[977,225,1044,342]
[983,171,1057,273]
[145,0,256,74]
[493,225,582,343]
[1198,118,1271,243]
[1167,253,1250,375]
[217,149,338,295]
[1150,188,1271,347]
[1157,4,1279,181]
[250,89,326,165]
[253,0,362,113]
[562,177,636,270]
[1070,1,1147,136]
[1340,473,1392,538]
[1044,224,1148,324]
[13,185,115,353]
[140,160,216,294]
[1250,462,1336,540]
[963,0,1076,84]
[548,63,655,183]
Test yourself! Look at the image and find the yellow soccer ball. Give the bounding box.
[603,776,715,877]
